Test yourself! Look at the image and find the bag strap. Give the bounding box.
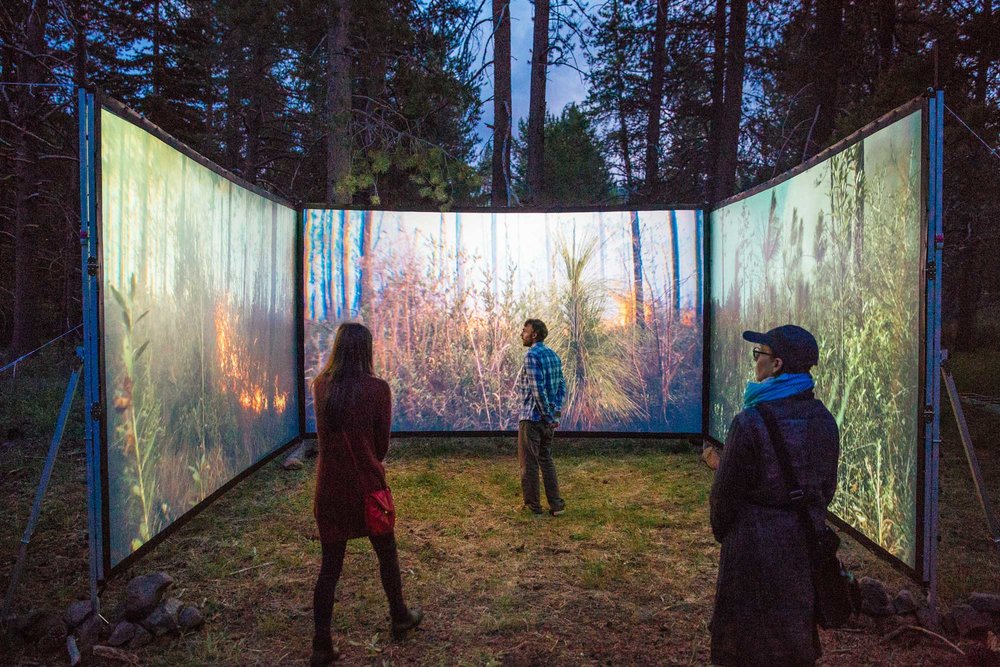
[755,403,820,546]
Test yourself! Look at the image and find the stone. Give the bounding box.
[129,625,152,649]
[893,589,918,615]
[142,597,183,637]
[64,599,93,630]
[178,605,204,631]
[916,606,942,633]
[124,572,173,621]
[858,577,894,617]
[950,604,993,637]
[970,593,1000,614]
[75,612,110,649]
[106,620,137,647]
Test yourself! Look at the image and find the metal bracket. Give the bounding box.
[926,259,936,277]
[86,256,99,276]
[923,405,934,422]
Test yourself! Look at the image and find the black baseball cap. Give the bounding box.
[742,325,819,371]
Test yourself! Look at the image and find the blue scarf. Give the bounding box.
[743,373,814,409]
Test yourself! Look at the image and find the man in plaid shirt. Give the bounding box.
[517,319,567,516]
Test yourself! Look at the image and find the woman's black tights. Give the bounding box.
[313,533,407,642]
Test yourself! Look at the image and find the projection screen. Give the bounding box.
[99,102,300,570]
[707,104,925,570]
[304,209,704,435]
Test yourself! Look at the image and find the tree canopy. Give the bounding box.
[1,0,998,353]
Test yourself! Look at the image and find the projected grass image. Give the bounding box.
[708,111,923,567]
[101,109,299,567]
[304,210,704,433]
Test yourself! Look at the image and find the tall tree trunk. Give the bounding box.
[670,210,681,313]
[526,0,550,204]
[223,63,243,172]
[644,0,668,200]
[359,209,373,317]
[630,211,645,328]
[455,213,464,297]
[326,0,352,205]
[711,0,746,202]
[10,0,49,356]
[707,0,727,200]
[617,102,635,196]
[492,0,512,207]
[975,0,992,104]
[74,0,87,86]
[875,0,895,74]
[612,0,635,196]
[152,0,161,97]
[803,0,843,159]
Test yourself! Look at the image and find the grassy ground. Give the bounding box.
[1,352,998,665]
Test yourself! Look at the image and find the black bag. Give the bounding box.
[757,404,855,629]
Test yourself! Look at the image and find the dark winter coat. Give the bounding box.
[313,373,392,543]
[709,390,840,667]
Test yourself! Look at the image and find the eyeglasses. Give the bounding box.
[752,348,774,361]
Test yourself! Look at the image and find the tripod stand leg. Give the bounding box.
[2,363,81,619]
[941,365,1000,550]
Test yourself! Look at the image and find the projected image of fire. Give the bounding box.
[100,108,299,567]
[215,303,289,415]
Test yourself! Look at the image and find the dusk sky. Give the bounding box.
[472,0,591,154]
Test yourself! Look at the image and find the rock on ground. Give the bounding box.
[124,572,173,621]
[858,577,894,617]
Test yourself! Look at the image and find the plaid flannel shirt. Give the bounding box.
[517,342,566,423]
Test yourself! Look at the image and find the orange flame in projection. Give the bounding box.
[214,303,289,414]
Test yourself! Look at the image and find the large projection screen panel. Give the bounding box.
[707,107,925,569]
[304,209,704,434]
[99,106,300,569]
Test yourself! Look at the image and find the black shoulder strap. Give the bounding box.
[756,403,818,541]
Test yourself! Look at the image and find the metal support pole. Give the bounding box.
[922,90,944,619]
[941,353,1000,549]
[1,351,82,619]
[79,87,103,608]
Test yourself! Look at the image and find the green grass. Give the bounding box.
[0,345,86,442]
[1,417,997,665]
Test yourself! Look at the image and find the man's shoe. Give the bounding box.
[391,607,424,640]
[522,504,544,516]
[550,506,565,517]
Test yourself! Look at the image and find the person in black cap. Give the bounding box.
[707,324,840,666]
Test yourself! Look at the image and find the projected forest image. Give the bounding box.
[101,110,299,567]
[305,209,704,433]
[708,111,923,567]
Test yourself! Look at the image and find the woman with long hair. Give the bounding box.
[310,323,422,665]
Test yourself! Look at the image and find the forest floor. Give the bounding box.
[1,349,999,666]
